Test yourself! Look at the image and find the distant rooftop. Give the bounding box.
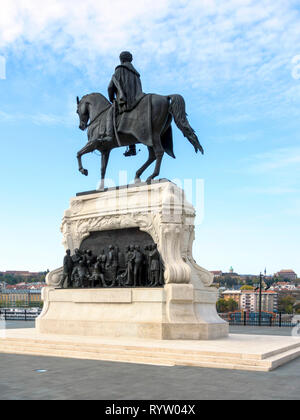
[276,269,296,273]
[0,271,42,276]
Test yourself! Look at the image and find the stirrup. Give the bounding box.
[124,146,137,157]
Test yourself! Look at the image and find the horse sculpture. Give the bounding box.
[76,92,203,190]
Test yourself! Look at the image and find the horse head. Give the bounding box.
[76,93,111,131]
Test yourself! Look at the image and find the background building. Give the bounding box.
[221,290,241,307]
[240,290,278,313]
[274,270,297,281]
[210,270,222,278]
[221,289,278,313]
[0,289,42,307]
[0,282,45,307]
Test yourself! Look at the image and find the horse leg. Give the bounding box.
[98,150,110,191]
[77,141,98,176]
[134,147,155,183]
[146,140,164,184]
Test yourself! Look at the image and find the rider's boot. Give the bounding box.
[124,145,137,157]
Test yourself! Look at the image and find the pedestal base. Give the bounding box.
[36,286,228,340]
[44,181,229,341]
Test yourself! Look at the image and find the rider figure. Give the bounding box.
[103,51,144,156]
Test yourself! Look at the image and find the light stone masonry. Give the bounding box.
[37,181,228,340]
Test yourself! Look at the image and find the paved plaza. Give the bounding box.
[0,322,299,400]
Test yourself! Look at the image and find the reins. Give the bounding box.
[85,104,111,129]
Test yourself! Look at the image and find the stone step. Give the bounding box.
[1,338,299,371]
[3,336,300,360]
[0,344,175,366]
[0,341,273,367]
[0,344,271,371]
[180,346,300,371]
[267,347,300,370]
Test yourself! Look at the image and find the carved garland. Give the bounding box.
[61,212,161,251]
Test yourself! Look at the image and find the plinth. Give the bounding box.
[36,180,228,340]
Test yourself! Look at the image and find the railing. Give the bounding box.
[218,311,297,327]
[0,307,296,326]
[0,308,42,321]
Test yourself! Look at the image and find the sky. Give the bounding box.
[0,0,300,275]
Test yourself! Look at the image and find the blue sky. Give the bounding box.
[0,0,300,275]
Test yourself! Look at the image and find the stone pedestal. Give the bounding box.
[37,180,228,340]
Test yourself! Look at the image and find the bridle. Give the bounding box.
[82,102,111,130]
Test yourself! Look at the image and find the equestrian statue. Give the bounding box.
[76,51,204,190]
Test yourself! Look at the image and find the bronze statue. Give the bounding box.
[98,249,107,272]
[148,244,161,287]
[144,244,152,284]
[89,257,106,288]
[107,245,119,287]
[61,242,164,289]
[125,245,135,286]
[105,51,142,157]
[84,249,97,273]
[133,245,144,287]
[61,249,73,288]
[72,260,89,288]
[76,51,204,191]
[70,248,83,286]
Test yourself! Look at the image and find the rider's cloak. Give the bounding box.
[108,62,144,113]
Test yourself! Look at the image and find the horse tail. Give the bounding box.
[168,94,204,154]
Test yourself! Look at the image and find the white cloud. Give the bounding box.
[1,0,300,115]
[0,109,75,126]
[1,1,299,74]
[241,186,300,195]
[210,130,262,143]
[217,113,255,125]
[249,146,300,173]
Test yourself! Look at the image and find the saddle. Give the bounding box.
[87,94,153,149]
[114,94,153,148]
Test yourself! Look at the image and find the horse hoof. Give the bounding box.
[97,182,105,192]
[134,177,141,184]
[146,177,153,184]
[82,169,88,176]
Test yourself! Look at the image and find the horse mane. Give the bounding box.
[81,92,111,106]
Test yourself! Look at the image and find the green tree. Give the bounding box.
[216,298,238,313]
[241,285,254,290]
[216,298,228,313]
[226,298,238,312]
[15,300,26,308]
[278,295,295,314]
[245,277,253,286]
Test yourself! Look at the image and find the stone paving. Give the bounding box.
[0,322,299,400]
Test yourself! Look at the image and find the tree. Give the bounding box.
[245,277,253,286]
[216,298,228,313]
[264,277,275,288]
[15,300,26,308]
[241,285,254,291]
[226,298,238,312]
[278,295,295,314]
[216,298,238,313]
